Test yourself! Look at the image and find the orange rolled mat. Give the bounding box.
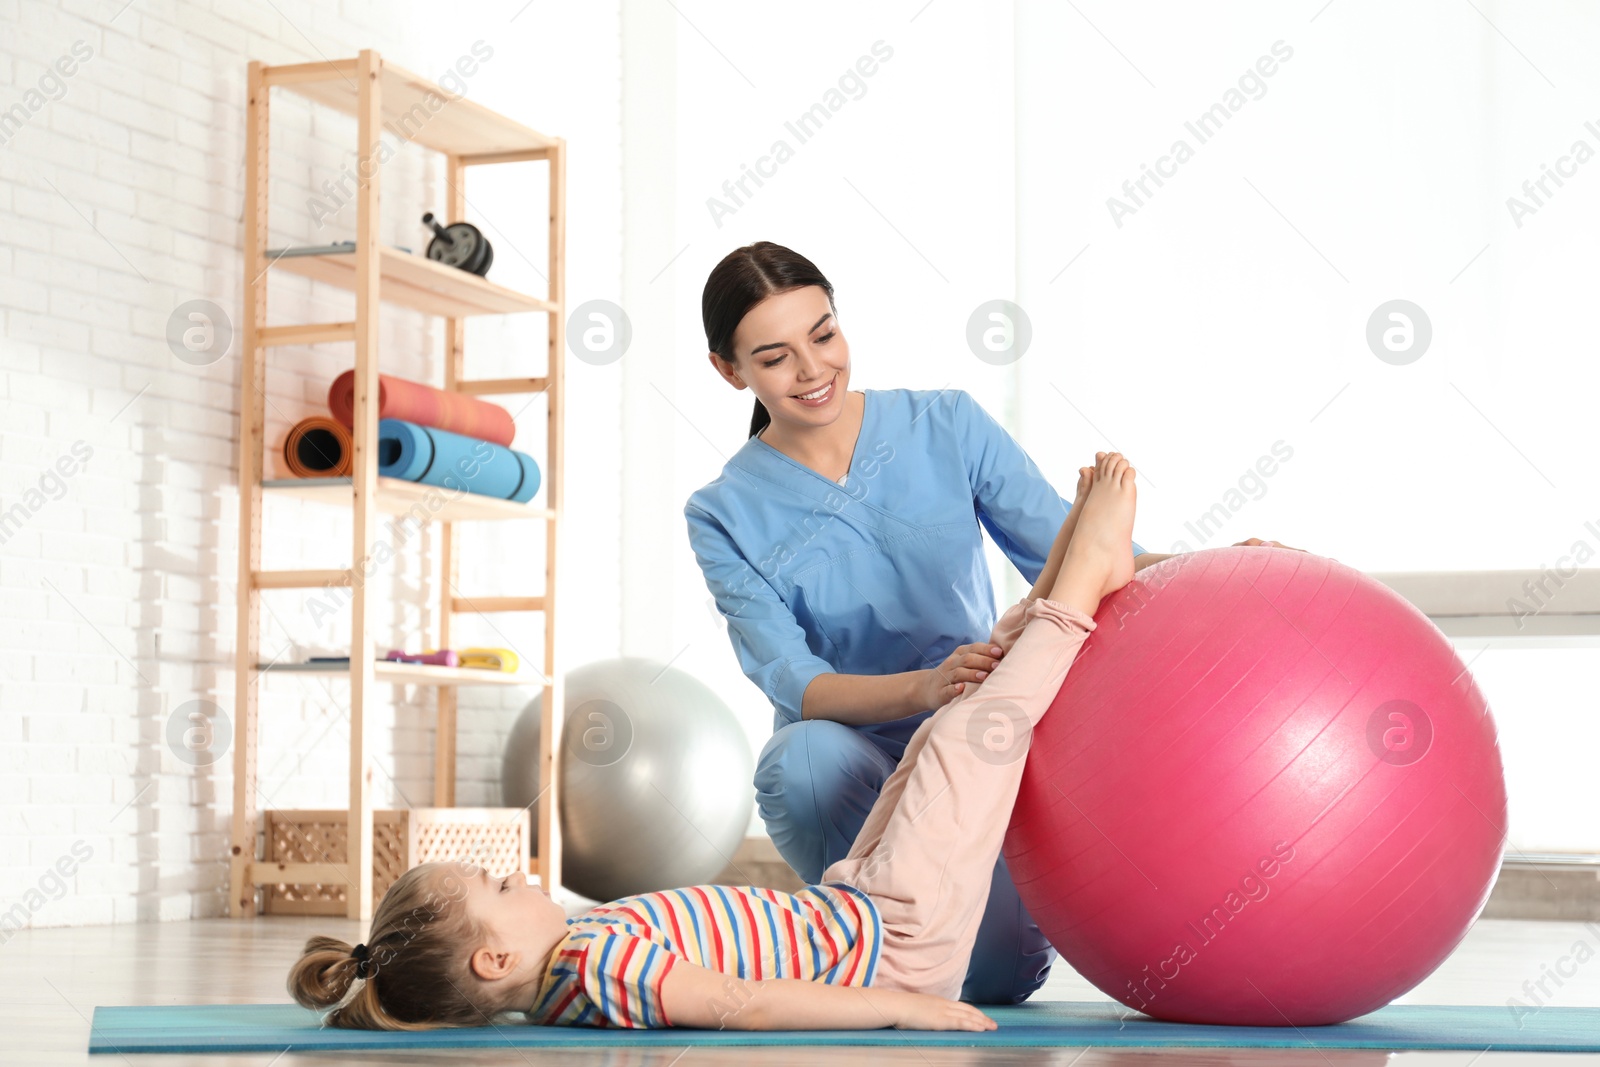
[327,370,516,447]
[281,417,352,477]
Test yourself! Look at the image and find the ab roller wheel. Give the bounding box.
[421,212,494,276]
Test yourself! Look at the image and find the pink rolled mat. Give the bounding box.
[327,370,515,447]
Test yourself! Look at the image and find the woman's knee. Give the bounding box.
[755,720,893,816]
[754,720,896,872]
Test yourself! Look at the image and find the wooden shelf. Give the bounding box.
[266,59,558,159]
[262,476,553,522]
[234,49,568,922]
[267,244,555,318]
[258,659,537,687]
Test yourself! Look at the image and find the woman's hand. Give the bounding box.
[919,641,1004,708]
[1233,537,1305,552]
[880,989,998,1032]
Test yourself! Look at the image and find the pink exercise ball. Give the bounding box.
[1004,546,1507,1026]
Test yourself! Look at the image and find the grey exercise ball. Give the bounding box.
[501,656,755,902]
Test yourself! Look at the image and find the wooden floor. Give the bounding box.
[5,914,1599,1065]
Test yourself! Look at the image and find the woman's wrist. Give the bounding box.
[886,669,940,720]
[892,670,927,719]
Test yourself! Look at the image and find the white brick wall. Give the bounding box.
[0,0,623,929]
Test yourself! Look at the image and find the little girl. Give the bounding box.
[289,451,1139,1032]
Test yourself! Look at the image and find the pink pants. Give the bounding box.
[822,594,1096,1001]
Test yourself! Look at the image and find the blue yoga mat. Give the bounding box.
[86,1001,1600,1054]
[376,418,540,502]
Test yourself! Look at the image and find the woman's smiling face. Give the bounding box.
[717,285,851,427]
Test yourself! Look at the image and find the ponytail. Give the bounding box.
[285,863,502,1030]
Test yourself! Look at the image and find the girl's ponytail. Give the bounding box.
[287,934,412,1029]
[287,935,361,1011]
[284,864,502,1030]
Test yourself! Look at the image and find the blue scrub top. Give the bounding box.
[685,388,1145,753]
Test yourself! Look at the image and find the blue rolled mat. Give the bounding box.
[376,418,540,502]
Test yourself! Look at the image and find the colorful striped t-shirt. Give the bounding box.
[526,881,882,1028]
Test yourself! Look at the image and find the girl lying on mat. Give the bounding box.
[288,453,1139,1033]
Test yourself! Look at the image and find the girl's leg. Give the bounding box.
[821,595,1097,999]
[824,451,1136,999]
[769,701,1055,1002]
[960,854,1058,1004]
[825,593,1035,869]
[1030,464,1094,601]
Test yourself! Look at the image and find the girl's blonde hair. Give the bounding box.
[285,862,514,1030]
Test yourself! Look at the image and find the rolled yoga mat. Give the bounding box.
[281,417,352,477]
[377,418,540,502]
[328,370,516,447]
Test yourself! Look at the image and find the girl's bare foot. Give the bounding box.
[1027,462,1096,601]
[1049,451,1138,617]
[1057,464,1093,545]
[1055,450,1122,552]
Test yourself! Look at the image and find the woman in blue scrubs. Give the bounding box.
[684,242,1286,1003]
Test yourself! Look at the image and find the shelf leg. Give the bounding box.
[538,138,568,896]
[229,59,270,919]
[345,47,385,922]
[431,154,469,810]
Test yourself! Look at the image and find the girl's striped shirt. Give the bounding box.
[526,881,881,1028]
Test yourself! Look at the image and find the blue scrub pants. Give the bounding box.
[754,717,1057,1004]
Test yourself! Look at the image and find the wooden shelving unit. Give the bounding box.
[229,50,567,921]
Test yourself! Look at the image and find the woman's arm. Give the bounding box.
[800,670,927,725]
[688,501,1010,729]
[660,958,995,1032]
[687,503,843,726]
[802,652,1011,725]
[951,392,1146,585]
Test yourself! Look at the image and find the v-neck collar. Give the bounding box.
[750,389,872,487]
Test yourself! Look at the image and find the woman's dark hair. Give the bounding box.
[702,241,837,439]
[286,862,506,1030]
